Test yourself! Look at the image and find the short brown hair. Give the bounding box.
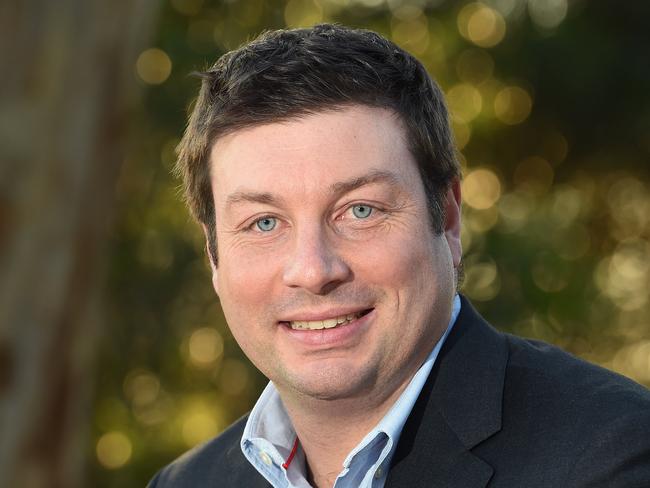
[176,23,460,264]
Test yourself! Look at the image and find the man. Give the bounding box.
[149,24,650,487]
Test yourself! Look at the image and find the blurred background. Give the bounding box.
[1,0,648,487]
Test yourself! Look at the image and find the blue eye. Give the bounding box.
[351,204,373,219]
[255,217,277,232]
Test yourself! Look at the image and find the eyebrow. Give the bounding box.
[225,191,282,210]
[329,169,401,196]
[224,169,402,211]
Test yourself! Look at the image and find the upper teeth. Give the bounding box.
[290,313,358,330]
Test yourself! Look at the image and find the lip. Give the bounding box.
[280,308,375,348]
[279,306,372,323]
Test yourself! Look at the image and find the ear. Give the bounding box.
[443,178,462,268]
[201,223,219,297]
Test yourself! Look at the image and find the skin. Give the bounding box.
[207,105,461,487]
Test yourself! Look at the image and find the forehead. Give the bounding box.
[209,106,420,204]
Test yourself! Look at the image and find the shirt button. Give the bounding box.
[260,451,273,466]
[374,467,383,479]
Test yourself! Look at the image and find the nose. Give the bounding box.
[282,224,352,295]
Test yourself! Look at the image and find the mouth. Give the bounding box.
[280,309,373,331]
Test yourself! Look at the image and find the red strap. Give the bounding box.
[282,437,299,469]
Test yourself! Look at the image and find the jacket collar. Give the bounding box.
[386,296,508,487]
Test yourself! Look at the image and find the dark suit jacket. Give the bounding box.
[149,297,650,487]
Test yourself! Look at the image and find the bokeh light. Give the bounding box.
[136,48,172,85]
[607,178,649,240]
[463,168,502,209]
[463,258,501,301]
[611,341,650,384]
[180,401,222,447]
[458,3,506,48]
[452,121,472,150]
[595,239,650,311]
[528,0,569,29]
[498,191,533,231]
[494,86,533,124]
[123,369,160,407]
[391,4,423,21]
[96,432,133,470]
[447,83,483,123]
[188,327,224,367]
[391,10,430,55]
[549,184,585,225]
[491,0,525,18]
[466,206,500,233]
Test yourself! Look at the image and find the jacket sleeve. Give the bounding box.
[566,408,650,487]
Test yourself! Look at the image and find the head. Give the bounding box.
[176,23,460,265]
[175,24,463,407]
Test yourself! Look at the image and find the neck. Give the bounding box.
[278,378,413,488]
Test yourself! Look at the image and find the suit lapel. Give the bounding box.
[386,297,508,488]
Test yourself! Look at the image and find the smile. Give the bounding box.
[285,309,372,330]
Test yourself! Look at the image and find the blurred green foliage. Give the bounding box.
[91,0,650,486]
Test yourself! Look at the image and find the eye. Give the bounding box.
[351,204,373,219]
[255,217,277,232]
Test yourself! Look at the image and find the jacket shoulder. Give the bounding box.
[147,414,266,487]
[504,332,650,413]
[492,334,650,485]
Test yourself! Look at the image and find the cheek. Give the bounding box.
[356,228,441,283]
[216,261,276,367]
[217,255,279,319]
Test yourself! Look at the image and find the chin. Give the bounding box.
[281,364,377,402]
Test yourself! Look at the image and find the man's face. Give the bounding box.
[209,105,461,405]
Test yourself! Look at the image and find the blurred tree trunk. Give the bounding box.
[0,1,160,486]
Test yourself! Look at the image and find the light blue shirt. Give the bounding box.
[241,295,461,488]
